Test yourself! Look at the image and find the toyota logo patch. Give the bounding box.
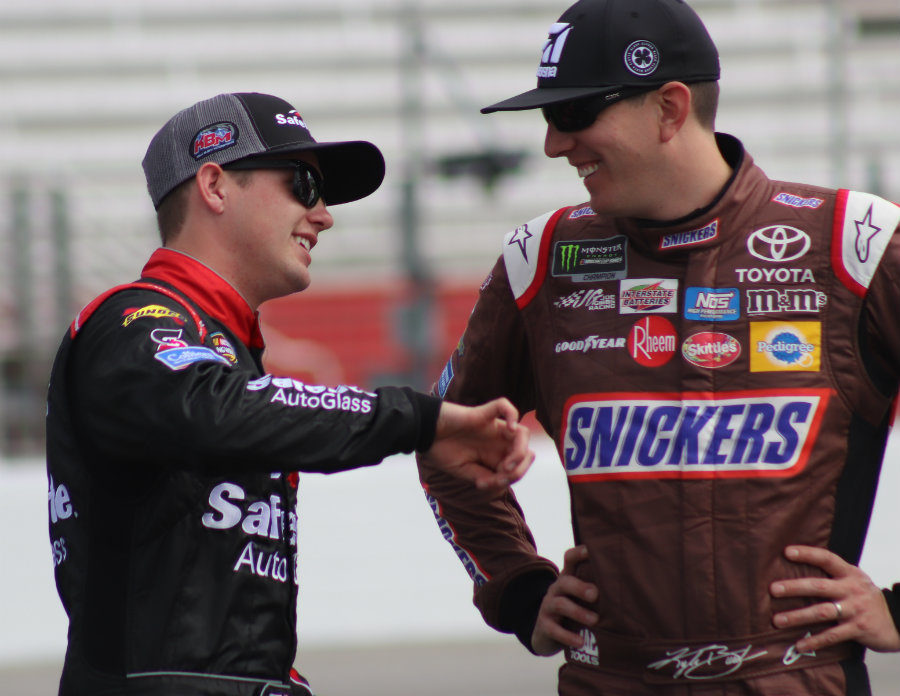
[746,225,811,263]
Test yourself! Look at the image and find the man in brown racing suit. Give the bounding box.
[418,0,900,693]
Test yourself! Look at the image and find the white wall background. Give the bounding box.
[2,430,898,666]
[1,0,899,351]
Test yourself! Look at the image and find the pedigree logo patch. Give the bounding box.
[750,322,821,372]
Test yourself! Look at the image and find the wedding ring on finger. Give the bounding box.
[832,601,843,620]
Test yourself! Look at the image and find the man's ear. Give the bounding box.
[656,81,692,143]
[195,162,228,214]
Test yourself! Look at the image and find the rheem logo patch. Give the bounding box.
[628,316,677,367]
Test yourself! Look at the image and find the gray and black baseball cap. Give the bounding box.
[142,92,385,209]
[482,0,719,113]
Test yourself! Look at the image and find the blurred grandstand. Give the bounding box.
[0,0,898,455]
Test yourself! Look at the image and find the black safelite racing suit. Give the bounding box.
[420,135,900,695]
[47,248,441,696]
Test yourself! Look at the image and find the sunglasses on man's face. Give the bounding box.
[541,95,614,133]
[541,87,658,133]
[225,159,325,209]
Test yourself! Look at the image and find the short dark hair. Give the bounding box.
[155,169,253,245]
[689,81,719,131]
[156,179,192,246]
[624,81,718,132]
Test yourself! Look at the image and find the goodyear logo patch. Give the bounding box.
[122,305,184,327]
[562,389,831,480]
[750,322,821,372]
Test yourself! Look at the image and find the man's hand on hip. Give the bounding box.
[771,545,900,653]
[532,545,599,656]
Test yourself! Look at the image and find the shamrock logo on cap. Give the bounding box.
[624,40,660,76]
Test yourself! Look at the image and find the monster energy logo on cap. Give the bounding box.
[552,236,627,282]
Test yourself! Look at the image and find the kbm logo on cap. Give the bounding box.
[192,122,238,160]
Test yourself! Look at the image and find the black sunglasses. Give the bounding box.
[541,87,658,133]
[225,159,325,209]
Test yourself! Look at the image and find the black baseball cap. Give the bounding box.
[482,0,720,113]
[142,92,385,209]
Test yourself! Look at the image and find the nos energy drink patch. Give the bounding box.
[684,287,740,321]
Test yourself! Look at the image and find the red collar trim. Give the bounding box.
[141,248,265,349]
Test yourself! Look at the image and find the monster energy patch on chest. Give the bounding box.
[552,236,628,282]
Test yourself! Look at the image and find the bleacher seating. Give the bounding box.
[0,0,898,449]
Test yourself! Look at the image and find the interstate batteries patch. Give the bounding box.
[552,237,627,282]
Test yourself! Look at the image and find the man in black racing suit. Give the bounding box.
[46,92,533,696]
[418,2,900,694]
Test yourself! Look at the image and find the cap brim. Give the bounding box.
[264,140,386,206]
[481,85,625,113]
